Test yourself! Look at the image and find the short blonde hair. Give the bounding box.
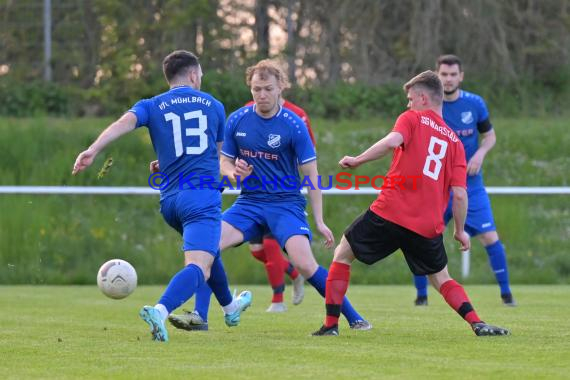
[403,70,443,105]
[245,59,291,89]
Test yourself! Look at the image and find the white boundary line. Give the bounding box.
[0,186,569,195]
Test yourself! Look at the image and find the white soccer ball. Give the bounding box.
[97,259,137,299]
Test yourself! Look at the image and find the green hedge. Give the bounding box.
[2,69,569,118]
[0,116,568,284]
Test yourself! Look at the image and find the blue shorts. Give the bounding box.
[444,186,496,236]
[222,195,312,248]
[160,189,222,256]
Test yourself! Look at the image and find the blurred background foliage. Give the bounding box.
[1,0,569,118]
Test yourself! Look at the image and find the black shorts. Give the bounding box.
[344,209,448,276]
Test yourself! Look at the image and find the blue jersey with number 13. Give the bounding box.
[129,86,225,198]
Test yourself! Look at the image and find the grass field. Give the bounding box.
[1,285,569,379]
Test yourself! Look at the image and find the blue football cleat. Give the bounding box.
[139,306,169,342]
[224,290,252,327]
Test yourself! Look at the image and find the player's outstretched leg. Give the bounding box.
[413,275,428,306]
[431,267,510,336]
[471,322,510,336]
[284,235,370,334]
[140,262,206,342]
[168,255,252,331]
[307,265,371,330]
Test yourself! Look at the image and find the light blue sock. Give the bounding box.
[414,275,428,297]
[158,263,204,313]
[206,254,233,308]
[485,240,512,296]
[307,265,364,324]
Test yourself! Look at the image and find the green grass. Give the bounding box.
[1,285,569,379]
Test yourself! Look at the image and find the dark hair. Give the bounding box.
[403,70,443,105]
[436,54,462,71]
[245,59,290,89]
[162,50,200,83]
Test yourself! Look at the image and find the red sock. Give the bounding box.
[263,237,300,280]
[439,279,482,325]
[284,261,299,280]
[261,239,286,303]
[250,248,266,263]
[325,261,351,327]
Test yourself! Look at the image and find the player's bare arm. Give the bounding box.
[339,132,404,169]
[467,129,496,176]
[299,160,334,249]
[72,112,137,175]
[451,186,470,251]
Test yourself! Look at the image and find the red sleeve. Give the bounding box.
[284,101,316,146]
[450,142,467,188]
[298,109,316,146]
[392,111,415,147]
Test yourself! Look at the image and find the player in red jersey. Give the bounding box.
[244,97,315,312]
[312,71,510,337]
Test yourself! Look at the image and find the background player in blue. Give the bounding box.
[72,50,251,342]
[169,59,371,331]
[413,54,515,307]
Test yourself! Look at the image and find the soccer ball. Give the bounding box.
[96,259,137,299]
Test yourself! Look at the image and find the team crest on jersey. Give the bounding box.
[461,111,474,124]
[267,134,281,148]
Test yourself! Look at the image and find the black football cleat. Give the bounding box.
[472,322,510,336]
[501,293,517,307]
[414,296,428,306]
[312,324,339,336]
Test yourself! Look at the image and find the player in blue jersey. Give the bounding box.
[72,50,252,342]
[168,59,371,331]
[413,54,515,307]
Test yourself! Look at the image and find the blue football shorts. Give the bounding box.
[160,189,222,256]
[222,195,312,248]
[444,186,496,236]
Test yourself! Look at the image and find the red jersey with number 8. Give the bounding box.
[370,109,466,238]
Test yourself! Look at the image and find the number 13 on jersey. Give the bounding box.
[164,110,208,157]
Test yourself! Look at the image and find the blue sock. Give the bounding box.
[485,240,511,296]
[194,283,213,322]
[414,275,428,297]
[158,263,205,313]
[307,266,364,324]
[206,255,233,308]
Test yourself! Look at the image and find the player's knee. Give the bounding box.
[479,231,499,246]
[428,267,452,291]
[295,261,319,278]
[333,237,355,264]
